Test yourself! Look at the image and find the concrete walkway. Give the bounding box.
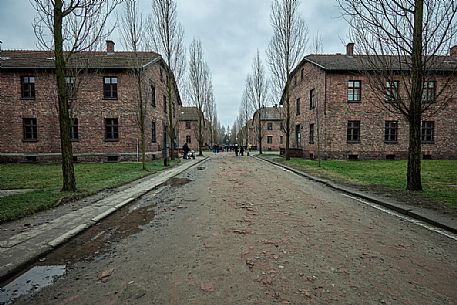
[258,156,457,236]
[0,157,205,281]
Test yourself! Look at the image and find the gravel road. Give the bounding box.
[10,153,457,305]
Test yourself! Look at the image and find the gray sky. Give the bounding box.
[0,0,349,129]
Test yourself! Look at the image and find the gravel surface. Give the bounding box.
[9,153,457,305]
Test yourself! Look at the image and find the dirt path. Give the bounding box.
[10,153,457,304]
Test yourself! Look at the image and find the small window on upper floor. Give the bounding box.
[151,84,156,107]
[347,80,361,102]
[65,76,76,99]
[385,81,399,103]
[267,122,273,130]
[422,81,436,104]
[185,121,191,129]
[103,76,118,99]
[21,76,35,99]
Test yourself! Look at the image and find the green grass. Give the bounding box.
[275,158,457,208]
[0,160,178,222]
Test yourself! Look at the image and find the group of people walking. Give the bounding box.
[182,142,249,159]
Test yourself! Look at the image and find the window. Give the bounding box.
[70,118,79,141]
[185,121,191,129]
[309,123,315,144]
[301,68,304,81]
[309,89,316,109]
[347,120,360,143]
[103,76,118,99]
[267,136,273,144]
[152,121,157,143]
[385,81,399,103]
[347,80,361,102]
[294,76,297,86]
[422,81,436,103]
[65,76,76,99]
[295,124,301,146]
[384,121,398,143]
[105,118,119,141]
[280,136,283,144]
[151,85,156,107]
[21,76,35,99]
[186,135,191,144]
[23,118,37,141]
[421,121,435,143]
[160,68,164,82]
[267,122,273,130]
[163,95,167,113]
[280,121,284,130]
[296,98,301,115]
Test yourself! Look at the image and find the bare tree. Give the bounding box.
[338,0,457,191]
[187,38,211,156]
[148,0,185,163]
[267,0,309,160]
[247,50,269,154]
[31,0,121,191]
[119,0,147,170]
[204,82,217,147]
[239,87,254,148]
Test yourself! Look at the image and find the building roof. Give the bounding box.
[0,50,161,70]
[179,106,200,121]
[303,54,457,72]
[253,106,282,121]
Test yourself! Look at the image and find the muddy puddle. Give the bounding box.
[0,265,65,305]
[45,204,155,265]
[0,201,156,305]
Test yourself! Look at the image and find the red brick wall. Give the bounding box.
[0,62,179,162]
[289,62,457,160]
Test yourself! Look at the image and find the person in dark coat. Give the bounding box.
[240,145,244,156]
[234,144,239,156]
[182,142,190,159]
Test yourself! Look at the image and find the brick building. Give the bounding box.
[0,41,181,162]
[286,44,457,160]
[176,106,210,152]
[248,106,284,151]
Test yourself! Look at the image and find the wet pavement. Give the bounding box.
[1,153,456,304]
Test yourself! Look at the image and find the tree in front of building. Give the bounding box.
[187,38,213,156]
[267,0,309,160]
[31,0,121,192]
[119,0,147,170]
[338,0,457,191]
[246,50,269,155]
[148,0,185,164]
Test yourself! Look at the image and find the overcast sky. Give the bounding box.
[0,0,349,129]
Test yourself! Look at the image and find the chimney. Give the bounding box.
[106,40,115,54]
[346,42,354,56]
[450,45,457,57]
[0,40,3,52]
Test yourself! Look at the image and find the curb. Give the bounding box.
[0,157,208,283]
[257,156,457,235]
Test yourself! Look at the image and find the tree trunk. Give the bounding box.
[285,87,290,160]
[407,0,424,191]
[167,69,174,162]
[258,108,262,154]
[198,114,203,156]
[54,0,76,192]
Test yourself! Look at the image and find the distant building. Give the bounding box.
[177,106,209,152]
[0,41,181,162]
[249,106,284,151]
[285,43,457,160]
